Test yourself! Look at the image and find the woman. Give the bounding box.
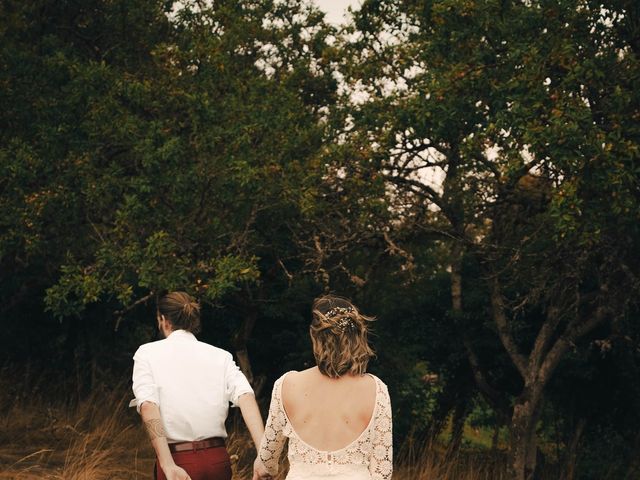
[255,295,393,480]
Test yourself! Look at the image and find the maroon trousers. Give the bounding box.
[155,446,232,480]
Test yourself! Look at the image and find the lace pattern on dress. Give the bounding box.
[258,372,393,479]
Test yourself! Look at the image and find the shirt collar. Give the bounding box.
[166,329,196,341]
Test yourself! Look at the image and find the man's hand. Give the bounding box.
[140,402,189,479]
[160,463,191,480]
[252,457,271,480]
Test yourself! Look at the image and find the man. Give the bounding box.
[132,291,270,480]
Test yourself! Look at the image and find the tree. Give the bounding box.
[340,0,640,478]
[0,0,338,383]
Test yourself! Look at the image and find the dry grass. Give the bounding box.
[0,374,153,480]
[0,372,524,480]
[394,439,508,480]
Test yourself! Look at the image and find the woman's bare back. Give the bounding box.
[281,367,377,452]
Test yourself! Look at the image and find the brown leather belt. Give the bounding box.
[168,437,225,453]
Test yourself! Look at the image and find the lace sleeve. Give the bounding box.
[369,380,393,479]
[258,376,288,475]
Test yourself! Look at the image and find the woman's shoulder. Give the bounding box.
[279,367,321,389]
[274,369,301,389]
[281,366,322,381]
[366,373,390,398]
[276,369,301,380]
[366,373,387,387]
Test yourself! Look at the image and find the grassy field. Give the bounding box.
[0,373,534,480]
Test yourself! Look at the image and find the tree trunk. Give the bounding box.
[562,417,586,480]
[233,305,266,396]
[451,246,463,313]
[234,307,256,382]
[235,348,254,384]
[447,400,470,458]
[491,414,506,454]
[509,390,543,480]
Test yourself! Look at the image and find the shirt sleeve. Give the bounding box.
[258,376,288,476]
[369,380,393,480]
[225,353,254,407]
[132,347,160,414]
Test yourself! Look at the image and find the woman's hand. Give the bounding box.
[252,457,271,480]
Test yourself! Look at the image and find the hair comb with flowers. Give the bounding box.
[325,306,356,333]
[325,306,353,318]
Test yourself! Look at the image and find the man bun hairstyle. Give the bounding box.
[157,291,201,334]
[310,295,375,378]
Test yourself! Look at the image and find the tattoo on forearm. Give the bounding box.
[144,418,167,440]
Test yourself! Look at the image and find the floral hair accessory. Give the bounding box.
[325,306,354,318]
[335,316,357,333]
[325,306,356,333]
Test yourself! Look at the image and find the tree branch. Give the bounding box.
[113,292,154,330]
[461,333,510,414]
[383,174,446,212]
[489,276,529,379]
[528,305,563,372]
[538,304,609,386]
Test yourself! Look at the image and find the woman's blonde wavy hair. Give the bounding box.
[310,295,375,378]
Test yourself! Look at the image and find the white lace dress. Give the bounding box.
[258,372,393,480]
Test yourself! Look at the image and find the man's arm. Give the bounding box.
[140,402,191,480]
[237,393,271,479]
[236,392,265,449]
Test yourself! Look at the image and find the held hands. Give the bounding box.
[252,457,272,480]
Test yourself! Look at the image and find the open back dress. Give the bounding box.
[258,372,393,480]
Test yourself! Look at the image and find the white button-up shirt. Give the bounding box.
[132,329,253,442]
